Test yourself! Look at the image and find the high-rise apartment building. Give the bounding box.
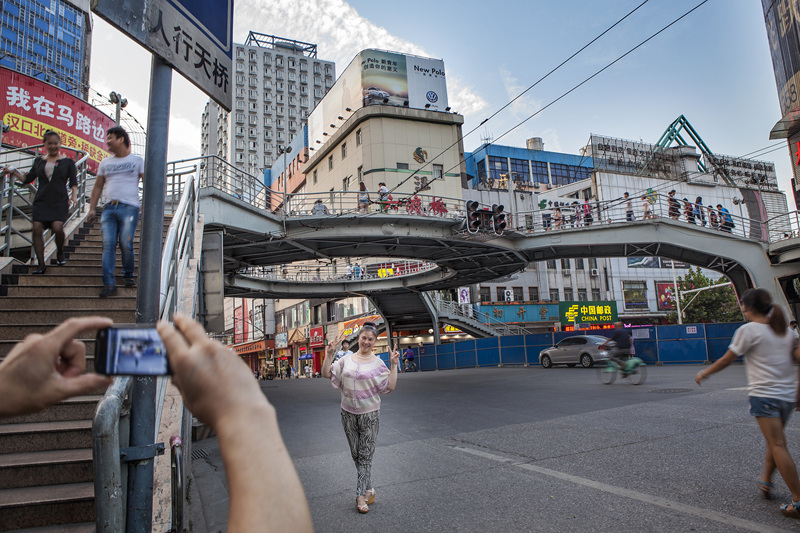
[201,32,335,177]
[0,0,92,99]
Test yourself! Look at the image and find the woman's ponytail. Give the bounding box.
[740,288,787,335]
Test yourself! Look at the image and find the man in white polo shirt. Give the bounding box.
[88,126,144,297]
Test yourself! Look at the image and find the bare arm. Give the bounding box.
[158,314,313,533]
[321,337,337,379]
[386,342,400,392]
[695,349,738,385]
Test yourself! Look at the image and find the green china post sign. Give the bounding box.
[558,301,617,326]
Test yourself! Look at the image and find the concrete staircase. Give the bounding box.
[0,216,146,531]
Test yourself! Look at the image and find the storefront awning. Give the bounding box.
[298,353,313,360]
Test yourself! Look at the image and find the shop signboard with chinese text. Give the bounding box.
[341,315,381,337]
[309,327,325,347]
[91,0,233,110]
[232,340,265,355]
[559,301,618,326]
[474,304,558,324]
[1,67,113,173]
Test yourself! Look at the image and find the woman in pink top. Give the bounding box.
[322,322,399,514]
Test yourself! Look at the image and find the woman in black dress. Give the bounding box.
[1,131,77,273]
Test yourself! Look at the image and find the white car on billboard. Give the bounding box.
[364,87,390,100]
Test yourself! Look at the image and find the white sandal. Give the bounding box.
[365,488,376,505]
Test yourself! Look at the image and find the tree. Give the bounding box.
[665,267,743,323]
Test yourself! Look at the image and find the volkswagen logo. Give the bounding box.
[426,91,438,103]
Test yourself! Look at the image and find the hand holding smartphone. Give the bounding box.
[95,324,171,376]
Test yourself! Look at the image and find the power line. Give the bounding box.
[387,0,653,195]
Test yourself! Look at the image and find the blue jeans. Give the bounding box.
[749,396,794,424]
[101,202,139,287]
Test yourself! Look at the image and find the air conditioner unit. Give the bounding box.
[546,184,553,189]
[590,268,600,277]
[562,269,571,276]
[533,182,540,188]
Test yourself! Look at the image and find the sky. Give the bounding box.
[88,0,796,200]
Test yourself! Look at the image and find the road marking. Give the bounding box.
[453,446,790,533]
[726,387,748,391]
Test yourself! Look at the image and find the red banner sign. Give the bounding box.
[309,327,325,347]
[1,67,114,173]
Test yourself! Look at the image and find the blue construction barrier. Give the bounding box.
[376,322,744,371]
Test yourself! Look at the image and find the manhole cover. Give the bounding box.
[191,448,209,460]
[649,388,692,394]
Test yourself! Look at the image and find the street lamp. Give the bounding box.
[277,145,292,213]
[108,91,128,126]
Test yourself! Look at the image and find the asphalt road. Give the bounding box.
[190,364,800,532]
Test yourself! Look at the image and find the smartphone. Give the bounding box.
[95,325,170,376]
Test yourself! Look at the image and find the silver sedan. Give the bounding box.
[538,335,608,368]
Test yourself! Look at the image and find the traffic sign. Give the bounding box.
[92,0,233,111]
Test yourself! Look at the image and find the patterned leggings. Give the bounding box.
[341,409,380,496]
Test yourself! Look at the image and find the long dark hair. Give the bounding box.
[740,288,787,335]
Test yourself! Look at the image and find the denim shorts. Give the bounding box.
[749,396,795,423]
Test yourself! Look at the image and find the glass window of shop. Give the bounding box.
[531,161,548,184]
[488,156,508,182]
[476,159,487,182]
[623,281,648,311]
[480,287,491,302]
[513,286,524,301]
[509,158,530,183]
[550,163,590,187]
[496,286,506,301]
[549,289,560,301]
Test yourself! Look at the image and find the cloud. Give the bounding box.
[234,0,487,117]
[498,66,542,119]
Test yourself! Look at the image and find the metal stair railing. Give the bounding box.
[1,144,89,260]
[93,169,201,532]
[430,297,532,336]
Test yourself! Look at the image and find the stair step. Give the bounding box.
[0,482,94,530]
[3,285,137,297]
[0,448,93,489]
[4,274,138,287]
[0,420,92,454]
[0,297,136,311]
[4,522,95,532]
[9,266,138,276]
[0,309,136,326]
[0,396,101,425]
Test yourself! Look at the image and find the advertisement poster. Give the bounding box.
[308,49,448,148]
[458,287,470,305]
[656,282,677,310]
[234,306,244,344]
[1,67,114,173]
[309,326,325,348]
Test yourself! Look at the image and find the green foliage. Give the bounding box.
[665,267,743,324]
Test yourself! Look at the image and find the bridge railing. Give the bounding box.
[511,193,770,242]
[434,298,532,336]
[282,190,469,220]
[1,144,89,260]
[764,210,800,243]
[240,258,438,283]
[169,155,275,210]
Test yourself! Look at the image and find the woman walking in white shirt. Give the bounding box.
[322,323,399,513]
[696,288,800,518]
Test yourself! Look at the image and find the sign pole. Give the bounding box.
[127,55,172,533]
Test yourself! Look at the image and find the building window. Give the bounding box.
[433,164,443,183]
[512,287,523,302]
[564,287,574,301]
[328,155,333,170]
[343,177,349,191]
[488,156,508,183]
[528,287,539,301]
[313,169,317,184]
[480,287,491,302]
[509,158,530,184]
[397,162,409,170]
[592,288,602,301]
[575,258,584,270]
[341,142,347,159]
[561,258,570,269]
[577,289,588,301]
[546,259,556,270]
[356,129,362,146]
[357,166,363,182]
[549,289,560,301]
[623,281,648,311]
[589,257,598,269]
[496,286,506,302]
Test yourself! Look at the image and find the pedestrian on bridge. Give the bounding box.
[358,182,370,213]
[322,323,400,514]
[694,196,707,226]
[2,130,78,274]
[88,126,143,297]
[668,190,680,220]
[708,205,719,229]
[695,288,800,519]
[583,199,594,226]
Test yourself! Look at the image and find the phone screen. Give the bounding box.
[95,325,170,376]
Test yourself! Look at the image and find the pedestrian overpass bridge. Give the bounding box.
[172,157,800,337]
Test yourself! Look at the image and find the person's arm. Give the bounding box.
[695,349,738,385]
[0,317,113,417]
[158,314,313,533]
[321,337,337,379]
[87,174,106,223]
[68,159,78,207]
[386,342,400,392]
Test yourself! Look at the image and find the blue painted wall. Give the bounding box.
[377,322,745,371]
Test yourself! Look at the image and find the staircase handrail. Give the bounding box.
[94,168,200,532]
[432,297,532,336]
[1,144,89,260]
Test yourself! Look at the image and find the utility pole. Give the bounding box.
[671,260,683,325]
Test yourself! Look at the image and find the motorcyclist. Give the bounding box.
[403,347,415,371]
[600,321,632,373]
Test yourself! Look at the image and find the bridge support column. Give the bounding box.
[201,231,225,333]
[432,321,441,345]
